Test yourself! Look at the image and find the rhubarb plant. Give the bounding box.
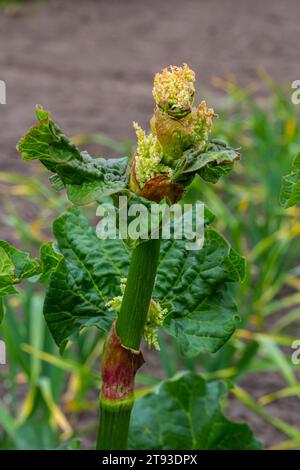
[0,64,261,450]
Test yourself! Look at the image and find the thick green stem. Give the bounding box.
[97,397,134,450]
[117,238,161,350]
[97,238,161,450]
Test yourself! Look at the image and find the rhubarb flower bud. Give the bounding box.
[128,65,217,202]
[130,122,171,190]
[151,64,216,164]
[150,106,193,163]
[129,122,184,202]
[152,63,195,117]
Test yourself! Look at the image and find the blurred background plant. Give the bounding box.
[1,75,300,449]
[187,71,300,366]
[184,73,300,450]
[0,0,28,7]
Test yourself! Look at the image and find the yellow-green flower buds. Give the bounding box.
[191,100,216,151]
[105,278,127,313]
[153,63,195,117]
[144,299,168,350]
[151,64,216,165]
[106,279,167,350]
[129,122,172,192]
[129,65,216,201]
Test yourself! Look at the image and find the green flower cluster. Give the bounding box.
[132,122,171,189]
[130,64,216,195]
[152,63,195,117]
[106,278,167,350]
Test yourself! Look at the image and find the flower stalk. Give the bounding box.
[97,63,216,450]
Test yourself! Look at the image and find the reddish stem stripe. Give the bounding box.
[101,321,144,401]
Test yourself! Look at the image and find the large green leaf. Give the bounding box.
[17,106,128,205]
[44,208,130,350]
[280,153,300,208]
[129,372,261,450]
[155,230,244,357]
[45,208,244,356]
[174,140,241,184]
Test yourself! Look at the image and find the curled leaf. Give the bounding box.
[0,241,41,323]
[174,140,241,183]
[18,106,128,205]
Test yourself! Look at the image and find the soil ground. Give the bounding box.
[1,0,300,449]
